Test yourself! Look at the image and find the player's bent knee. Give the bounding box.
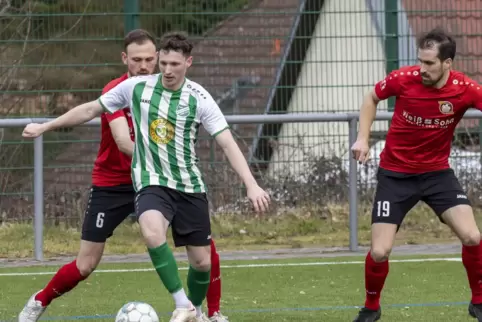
[459,230,481,246]
[138,210,169,248]
[192,259,211,272]
[76,241,105,276]
[370,247,391,262]
[370,223,397,262]
[186,245,211,272]
[76,258,97,276]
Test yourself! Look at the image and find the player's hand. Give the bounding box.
[247,184,271,213]
[22,123,47,138]
[351,138,370,164]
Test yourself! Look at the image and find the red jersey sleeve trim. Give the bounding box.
[105,110,125,123]
[374,82,387,100]
[467,81,482,111]
[374,70,402,100]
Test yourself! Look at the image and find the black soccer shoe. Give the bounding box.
[353,307,381,322]
[469,302,482,321]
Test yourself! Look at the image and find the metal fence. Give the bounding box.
[2,1,482,259]
[0,0,305,222]
[3,110,482,260]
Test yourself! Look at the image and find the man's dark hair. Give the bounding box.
[417,27,456,61]
[124,29,156,51]
[159,31,193,56]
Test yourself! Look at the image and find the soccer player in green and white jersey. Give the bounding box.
[22,31,271,322]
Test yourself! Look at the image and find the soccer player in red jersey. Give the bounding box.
[351,28,482,322]
[19,29,228,322]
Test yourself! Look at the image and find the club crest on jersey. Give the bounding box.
[439,101,454,114]
[177,104,190,117]
[149,118,174,144]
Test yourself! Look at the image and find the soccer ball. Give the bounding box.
[115,302,159,322]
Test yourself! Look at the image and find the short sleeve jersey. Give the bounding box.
[91,73,134,186]
[98,74,229,193]
[373,65,482,173]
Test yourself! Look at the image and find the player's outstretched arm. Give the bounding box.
[214,130,271,213]
[109,116,134,157]
[22,100,103,138]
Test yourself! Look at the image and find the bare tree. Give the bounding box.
[0,0,93,223]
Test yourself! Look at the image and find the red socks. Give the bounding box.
[463,243,482,304]
[35,260,86,306]
[206,239,221,317]
[364,252,389,310]
[362,243,482,310]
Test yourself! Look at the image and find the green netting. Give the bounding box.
[1,1,481,223]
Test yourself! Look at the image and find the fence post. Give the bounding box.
[34,135,44,261]
[124,0,140,33]
[209,138,216,207]
[348,118,358,252]
[385,0,399,113]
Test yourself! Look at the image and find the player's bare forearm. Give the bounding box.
[44,100,103,132]
[224,147,258,188]
[118,141,134,157]
[357,90,380,141]
[112,138,134,157]
[215,130,258,189]
[109,117,134,157]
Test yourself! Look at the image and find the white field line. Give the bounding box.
[0,257,461,277]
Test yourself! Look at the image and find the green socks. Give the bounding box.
[187,265,211,306]
[148,243,211,308]
[148,243,183,293]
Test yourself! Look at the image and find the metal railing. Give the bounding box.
[3,110,482,261]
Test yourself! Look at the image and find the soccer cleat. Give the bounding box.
[209,312,229,322]
[195,313,211,322]
[353,307,381,322]
[469,302,482,321]
[170,304,197,322]
[18,290,47,322]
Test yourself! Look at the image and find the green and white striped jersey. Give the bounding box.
[98,74,229,193]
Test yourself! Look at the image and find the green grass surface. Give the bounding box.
[0,255,475,321]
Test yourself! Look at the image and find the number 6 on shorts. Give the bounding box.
[96,212,105,228]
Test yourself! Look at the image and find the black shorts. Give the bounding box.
[81,184,135,243]
[135,186,211,247]
[372,168,471,227]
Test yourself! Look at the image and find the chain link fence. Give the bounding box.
[1,0,482,227]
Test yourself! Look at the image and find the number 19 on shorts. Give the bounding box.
[377,201,390,217]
